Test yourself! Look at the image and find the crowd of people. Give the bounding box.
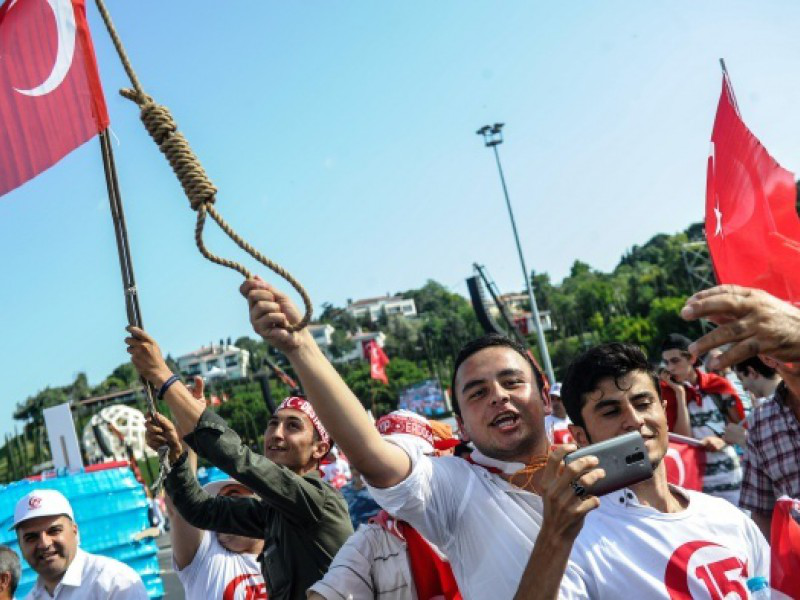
[1,283,799,598]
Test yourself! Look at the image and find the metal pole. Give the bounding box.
[490,144,556,384]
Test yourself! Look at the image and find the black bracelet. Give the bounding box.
[157,374,180,400]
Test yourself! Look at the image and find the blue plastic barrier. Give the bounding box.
[0,467,164,599]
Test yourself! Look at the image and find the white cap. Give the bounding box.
[202,479,249,497]
[12,490,75,530]
[550,382,562,397]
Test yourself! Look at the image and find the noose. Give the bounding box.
[93,0,313,492]
[92,0,313,333]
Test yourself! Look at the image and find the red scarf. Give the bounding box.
[371,511,462,600]
[661,369,745,430]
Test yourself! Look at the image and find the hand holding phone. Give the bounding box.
[563,431,653,496]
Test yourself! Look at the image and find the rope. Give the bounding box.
[93,0,313,332]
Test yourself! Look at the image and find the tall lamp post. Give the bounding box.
[476,123,555,385]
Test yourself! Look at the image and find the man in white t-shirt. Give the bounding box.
[515,343,770,599]
[543,383,573,445]
[173,477,266,600]
[13,489,148,600]
[241,280,600,600]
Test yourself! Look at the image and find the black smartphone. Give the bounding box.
[563,431,654,496]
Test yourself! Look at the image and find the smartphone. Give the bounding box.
[563,431,653,496]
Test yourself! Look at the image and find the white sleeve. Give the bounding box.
[367,439,471,550]
[307,526,380,600]
[557,561,592,600]
[744,511,771,577]
[175,530,212,578]
[107,564,150,599]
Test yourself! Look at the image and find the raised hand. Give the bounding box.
[240,276,309,354]
[125,326,173,387]
[681,285,800,369]
[145,412,183,463]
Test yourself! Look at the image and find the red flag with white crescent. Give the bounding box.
[705,74,800,303]
[664,439,705,491]
[0,0,109,197]
[365,340,390,385]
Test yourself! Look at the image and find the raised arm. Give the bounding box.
[240,278,410,489]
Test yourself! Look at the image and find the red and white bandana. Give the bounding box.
[277,396,330,445]
[376,409,435,454]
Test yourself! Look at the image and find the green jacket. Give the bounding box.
[166,409,353,600]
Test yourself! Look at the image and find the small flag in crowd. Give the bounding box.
[0,0,109,197]
[365,340,390,384]
[664,437,705,492]
[705,72,800,303]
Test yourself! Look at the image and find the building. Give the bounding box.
[495,293,554,333]
[345,296,417,322]
[176,342,250,381]
[335,330,387,363]
[308,323,335,356]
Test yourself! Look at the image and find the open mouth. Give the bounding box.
[266,445,287,452]
[490,411,520,431]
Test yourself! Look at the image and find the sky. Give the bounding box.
[2,1,800,436]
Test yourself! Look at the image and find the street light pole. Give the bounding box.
[476,123,556,384]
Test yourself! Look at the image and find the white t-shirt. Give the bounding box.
[368,438,556,600]
[559,485,770,599]
[26,548,147,599]
[176,530,266,600]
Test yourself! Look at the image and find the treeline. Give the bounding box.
[2,221,712,481]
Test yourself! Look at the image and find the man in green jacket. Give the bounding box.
[127,327,353,600]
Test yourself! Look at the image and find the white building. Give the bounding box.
[495,293,554,333]
[176,342,250,380]
[308,323,336,358]
[336,330,387,363]
[345,296,417,322]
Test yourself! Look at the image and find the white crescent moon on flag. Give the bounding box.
[14,0,77,97]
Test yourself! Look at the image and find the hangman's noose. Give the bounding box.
[93,0,313,334]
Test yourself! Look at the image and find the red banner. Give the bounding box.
[771,497,800,599]
[664,440,705,491]
[365,340,390,384]
[705,75,800,303]
[0,0,109,197]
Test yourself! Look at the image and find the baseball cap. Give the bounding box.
[202,478,252,497]
[12,490,75,530]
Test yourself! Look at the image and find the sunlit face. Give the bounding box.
[17,515,78,584]
[569,371,668,467]
[263,409,328,473]
[455,347,549,462]
[662,349,694,382]
[216,485,265,555]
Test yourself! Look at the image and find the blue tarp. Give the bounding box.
[0,467,164,598]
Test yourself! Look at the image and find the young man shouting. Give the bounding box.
[240,279,599,600]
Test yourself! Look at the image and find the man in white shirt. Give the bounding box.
[12,489,148,599]
[543,383,573,445]
[515,343,770,599]
[241,279,599,600]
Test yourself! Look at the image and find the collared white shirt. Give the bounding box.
[368,438,564,600]
[560,485,769,599]
[26,548,148,599]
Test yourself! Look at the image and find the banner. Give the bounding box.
[0,0,109,197]
[705,75,800,303]
[664,438,705,491]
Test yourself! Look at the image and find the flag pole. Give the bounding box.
[97,128,169,489]
[719,58,741,116]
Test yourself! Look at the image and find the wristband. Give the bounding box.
[157,374,180,400]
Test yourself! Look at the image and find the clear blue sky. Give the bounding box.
[2,1,800,436]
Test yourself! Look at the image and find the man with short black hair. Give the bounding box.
[660,333,745,503]
[0,545,20,600]
[733,356,782,406]
[515,342,769,599]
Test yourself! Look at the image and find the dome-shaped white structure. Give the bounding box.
[82,404,156,463]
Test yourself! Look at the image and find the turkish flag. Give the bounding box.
[771,496,800,599]
[365,340,390,384]
[663,439,705,491]
[0,0,109,197]
[705,75,800,303]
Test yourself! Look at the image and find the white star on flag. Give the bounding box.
[714,203,723,237]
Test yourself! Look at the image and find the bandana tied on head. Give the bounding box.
[277,396,330,445]
[376,409,436,454]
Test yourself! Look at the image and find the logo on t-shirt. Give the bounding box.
[223,573,267,600]
[665,540,749,600]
